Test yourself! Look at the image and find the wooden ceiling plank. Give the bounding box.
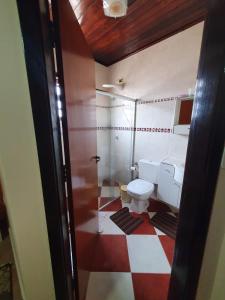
[71,0,207,65]
[94,7,206,65]
[90,0,205,53]
[79,0,155,41]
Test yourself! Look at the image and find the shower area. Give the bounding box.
[96,90,136,209]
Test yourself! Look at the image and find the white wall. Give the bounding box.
[109,22,204,165]
[0,1,55,299]
[197,166,225,300]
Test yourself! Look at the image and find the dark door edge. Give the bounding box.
[168,0,225,299]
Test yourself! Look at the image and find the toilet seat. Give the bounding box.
[127,179,154,198]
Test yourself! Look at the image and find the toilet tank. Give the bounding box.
[138,159,160,183]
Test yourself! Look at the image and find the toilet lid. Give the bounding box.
[127,179,154,196]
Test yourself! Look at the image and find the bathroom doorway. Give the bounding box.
[17,0,225,299]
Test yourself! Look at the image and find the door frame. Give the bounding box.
[168,0,225,298]
[16,0,225,300]
[16,0,76,299]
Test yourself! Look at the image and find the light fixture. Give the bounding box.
[103,0,128,18]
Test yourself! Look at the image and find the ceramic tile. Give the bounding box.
[130,213,156,235]
[91,235,130,272]
[101,186,120,198]
[98,212,125,235]
[148,212,157,219]
[127,235,171,273]
[99,197,116,208]
[132,273,170,300]
[154,227,166,236]
[100,198,122,211]
[86,272,135,300]
[159,236,175,265]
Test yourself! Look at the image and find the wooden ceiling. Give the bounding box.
[70,0,207,66]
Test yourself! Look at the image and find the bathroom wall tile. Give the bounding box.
[136,101,175,129]
[97,130,111,185]
[110,130,134,184]
[135,133,170,162]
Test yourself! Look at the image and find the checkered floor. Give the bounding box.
[86,196,175,300]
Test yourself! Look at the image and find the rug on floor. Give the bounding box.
[150,212,178,239]
[110,207,143,235]
[0,263,12,300]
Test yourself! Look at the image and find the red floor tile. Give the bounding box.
[90,235,130,272]
[99,197,117,208]
[100,198,122,211]
[102,179,119,186]
[132,273,171,300]
[130,212,156,235]
[159,236,175,265]
[148,199,171,212]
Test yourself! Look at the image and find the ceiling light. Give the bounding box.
[103,0,128,18]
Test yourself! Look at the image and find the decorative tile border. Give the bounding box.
[96,96,180,108]
[70,127,172,133]
[97,126,172,133]
[97,126,112,130]
[137,97,178,105]
[135,127,172,133]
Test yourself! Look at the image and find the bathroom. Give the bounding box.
[86,22,204,300]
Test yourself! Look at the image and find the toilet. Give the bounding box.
[127,159,160,213]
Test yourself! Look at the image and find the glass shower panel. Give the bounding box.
[110,97,135,185]
[96,94,135,209]
[96,93,111,185]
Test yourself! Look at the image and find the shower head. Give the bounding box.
[102,84,116,88]
[102,78,125,89]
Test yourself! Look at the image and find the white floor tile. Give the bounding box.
[154,227,166,235]
[127,235,171,273]
[86,272,135,300]
[101,186,120,198]
[148,212,156,219]
[99,212,125,235]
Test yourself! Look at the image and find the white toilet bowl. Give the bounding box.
[127,160,160,214]
[127,179,154,214]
